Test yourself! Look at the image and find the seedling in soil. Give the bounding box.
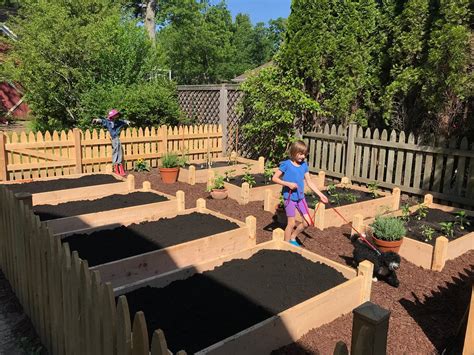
[401,203,411,221]
[416,204,428,220]
[327,183,337,195]
[241,164,256,187]
[342,192,358,203]
[263,161,275,184]
[223,169,236,182]
[367,181,380,198]
[133,158,150,172]
[207,174,226,191]
[439,221,455,238]
[420,224,436,242]
[454,210,470,230]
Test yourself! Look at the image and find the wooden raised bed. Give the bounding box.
[115,228,373,354]
[364,194,474,271]
[56,199,256,289]
[45,184,181,235]
[178,154,265,185]
[2,169,130,206]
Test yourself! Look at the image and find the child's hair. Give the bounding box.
[289,140,308,159]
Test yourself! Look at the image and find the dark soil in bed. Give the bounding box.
[226,173,275,188]
[62,212,240,266]
[306,187,376,208]
[6,174,121,194]
[185,161,238,170]
[34,191,169,221]
[123,249,347,353]
[405,208,474,245]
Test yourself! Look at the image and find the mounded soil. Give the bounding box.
[306,187,376,208]
[405,207,474,245]
[62,212,240,266]
[34,191,169,221]
[6,174,121,194]
[123,249,347,353]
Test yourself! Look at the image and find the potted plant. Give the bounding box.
[369,216,406,253]
[159,152,186,184]
[207,174,228,199]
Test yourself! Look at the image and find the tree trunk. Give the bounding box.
[145,0,157,45]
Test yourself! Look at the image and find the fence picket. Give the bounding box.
[413,135,424,189]
[116,296,132,355]
[315,128,322,170]
[335,125,344,173]
[328,125,336,172]
[361,128,371,179]
[443,137,457,193]
[431,137,446,193]
[395,131,405,186]
[354,127,364,178]
[91,271,102,355]
[102,282,117,355]
[132,311,149,355]
[454,138,468,195]
[92,129,99,173]
[378,130,388,182]
[151,329,169,355]
[402,133,414,187]
[385,130,397,184]
[369,129,379,180]
[321,124,329,171]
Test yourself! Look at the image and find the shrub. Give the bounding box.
[370,216,406,241]
[207,174,226,191]
[133,159,150,172]
[160,152,186,168]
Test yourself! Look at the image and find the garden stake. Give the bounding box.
[332,206,382,256]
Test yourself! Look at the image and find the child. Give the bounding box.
[272,140,328,246]
[92,109,130,176]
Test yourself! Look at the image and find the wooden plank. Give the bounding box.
[74,129,83,174]
[303,131,348,142]
[385,130,397,184]
[315,134,322,170]
[455,138,469,195]
[353,126,364,178]
[378,130,388,182]
[334,125,343,173]
[328,125,336,172]
[132,312,149,355]
[443,137,457,193]
[431,136,446,193]
[151,329,169,355]
[308,136,316,170]
[0,133,8,181]
[361,128,371,179]
[446,232,474,261]
[395,131,405,185]
[43,131,52,178]
[321,124,329,170]
[413,135,424,189]
[369,129,379,180]
[92,129,100,172]
[422,136,434,191]
[463,284,474,355]
[102,283,117,355]
[116,295,132,355]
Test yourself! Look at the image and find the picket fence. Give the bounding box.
[304,124,474,207]
[0,187,187,355]
[0,124,222,181]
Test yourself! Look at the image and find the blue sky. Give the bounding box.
[216,0,292,24]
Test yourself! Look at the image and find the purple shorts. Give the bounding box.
[284,198,310,218]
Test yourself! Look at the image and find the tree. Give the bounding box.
[2,0,180,131]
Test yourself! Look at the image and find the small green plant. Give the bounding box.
[420,224,436,242]
[223,169,236,182]
[367,181,380,198]
[439,221,455,238]
[370,216,406,241]
[327,183,337,195]
[161,152,187,168]
[207,174,226,191]
[343,192,358,203]
[263,161,275,184]
[241,163,256,187]
[454,210,470,230]
[133,158,150,172]
[277,194,285,209]
[416,204,429,220]
[401,203,411,221]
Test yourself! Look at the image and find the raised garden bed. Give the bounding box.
[2,172,130,206]
[178,155,264,185]
[366,194,474,271]
[56,200,256,288]
[44,186,181,235]
[115,229,373,354]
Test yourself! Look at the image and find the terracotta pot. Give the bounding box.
[159,167,180,184]
[210,189,228,200]
[372,234,404,253]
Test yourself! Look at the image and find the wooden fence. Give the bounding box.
[303,124,474,207]
[0,186,186,355]
[0,124,222,181]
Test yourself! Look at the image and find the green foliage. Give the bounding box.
[416,204,429,220]
[207,173,226,191]
[454,210,470,230]
[327,184,337,196]
[263,161,275,184]
[401,203,411,221]
[160,152,186,168]
[439,221,455,238]
[133,159,150,172]
[223,169,236,182]
[3,0,179,131]
[367,181,380,198]
[240,66,323,160]
[370,216,406,241]
[241,164,256,187]
[420,225,436,242]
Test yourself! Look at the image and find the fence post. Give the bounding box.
[351,301,390,355]
[219,84,228,155]
[73,128,83,174]
[345,123,357,179]
[0,132,8,181]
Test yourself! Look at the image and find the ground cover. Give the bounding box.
[62,212,240,266]
[123,249,347,353]
[5,174,121,194]
[33,191,169,221]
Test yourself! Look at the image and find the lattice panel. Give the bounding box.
[178,90,220,124]
[226,89,245,154]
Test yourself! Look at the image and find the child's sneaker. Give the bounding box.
[289,239,301,247]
